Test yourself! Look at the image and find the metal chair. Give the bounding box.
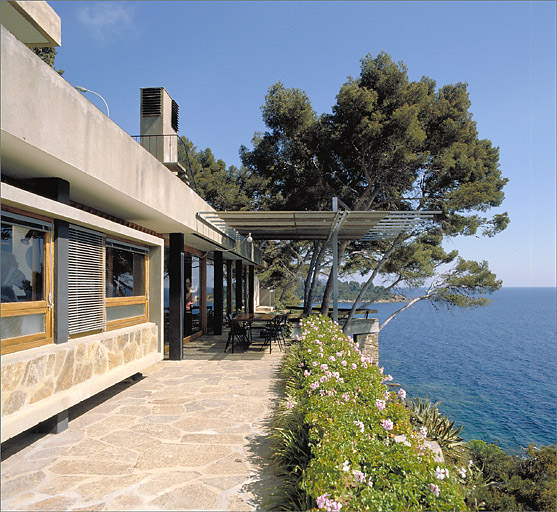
[224,313,251,353]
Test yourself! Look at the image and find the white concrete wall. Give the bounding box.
[0,26,227,249]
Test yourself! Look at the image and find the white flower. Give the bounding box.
[341,460,350,472]
[353,420,365,433]
[434,466,449,480]
[397,388,406,400]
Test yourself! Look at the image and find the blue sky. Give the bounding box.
[49,1,556,287]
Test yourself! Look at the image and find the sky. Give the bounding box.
[49,1,556,287]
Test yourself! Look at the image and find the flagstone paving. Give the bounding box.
[1,335,285,511]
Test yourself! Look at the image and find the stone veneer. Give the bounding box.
[344,318,380,365]
[1,323,161,442]
[355,331,379,365]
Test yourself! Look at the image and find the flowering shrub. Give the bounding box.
[269,315,467,511]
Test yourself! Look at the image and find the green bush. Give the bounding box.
[466,440,557,511]
[269,315,468,511]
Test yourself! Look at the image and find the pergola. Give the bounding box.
[198,200,438,322]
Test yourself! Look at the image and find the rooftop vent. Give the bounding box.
[139,87,186,180]
[141,88,162,117]
[171,99,179,132]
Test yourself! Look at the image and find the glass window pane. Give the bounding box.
[206,258,215,333]
[106,303,146,322]
[191,256,200,333]
[0,313,45,340]
[1,224,46,303]
[106,247,145,297]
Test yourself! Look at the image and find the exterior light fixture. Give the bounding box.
[75,86,110,117]
[246,233,253,243]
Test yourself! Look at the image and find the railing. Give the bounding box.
[131,134,198,193]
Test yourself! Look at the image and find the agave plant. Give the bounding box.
[408,397,467,460]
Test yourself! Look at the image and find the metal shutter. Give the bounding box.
[68,226,105,335]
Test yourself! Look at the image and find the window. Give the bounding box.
[1,214,53,354]
[105,240,148,330]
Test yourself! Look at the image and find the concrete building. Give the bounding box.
[1,1,261,442]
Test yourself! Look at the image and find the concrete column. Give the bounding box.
[168,233,184,360]
[235,260,243,311]
[50,410,69,434]
[53,219,68,344]
[214,251,224,335]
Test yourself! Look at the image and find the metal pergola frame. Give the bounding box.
[198,201,439,322]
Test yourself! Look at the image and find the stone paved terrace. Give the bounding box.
[1,334,285,511]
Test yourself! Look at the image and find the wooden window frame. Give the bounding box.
[105,248,149,331]
[1,230,53,355]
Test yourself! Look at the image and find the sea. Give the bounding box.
[365,287,557,453]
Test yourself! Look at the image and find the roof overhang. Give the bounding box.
[0,1,61,47]
[198,210,439,243]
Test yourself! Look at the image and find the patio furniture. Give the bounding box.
[224,313,251,353]
[257,313,288,353]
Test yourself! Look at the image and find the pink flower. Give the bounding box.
[429,483,440,496]
[286,401,293,409]
[382,374,393,382]
[375,399,386,411]
[329,355,336,362]
[398,388,406,400]
[320,364,328,371]
[381,419,394,431]
[351,363,357,370]
[312,361,318,367]
[310,382,320,390]
[303,370,311,377]
[353,469,366,483]
[316,494,328,508]
[341,360,347,367]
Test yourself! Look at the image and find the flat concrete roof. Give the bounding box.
[0,1,61,47]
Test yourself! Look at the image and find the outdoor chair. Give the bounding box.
[224,313,251,353]
[258,313,287,353]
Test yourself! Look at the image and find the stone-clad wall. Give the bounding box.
[356,332,379,365]
[1,323,161,442]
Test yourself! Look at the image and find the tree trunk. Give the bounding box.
[378,296,424,331]
[305,241,328,314]
[279,244,312,303]
[304,241,320,309]
[320,240,350,315]
[342,233,405,332]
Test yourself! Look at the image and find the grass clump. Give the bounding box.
[268,315,468,511]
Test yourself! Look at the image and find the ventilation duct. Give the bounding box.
[139,87,180,167]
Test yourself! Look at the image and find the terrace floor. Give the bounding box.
[1,334,286,511]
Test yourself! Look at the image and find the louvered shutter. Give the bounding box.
[68,226,105,335]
